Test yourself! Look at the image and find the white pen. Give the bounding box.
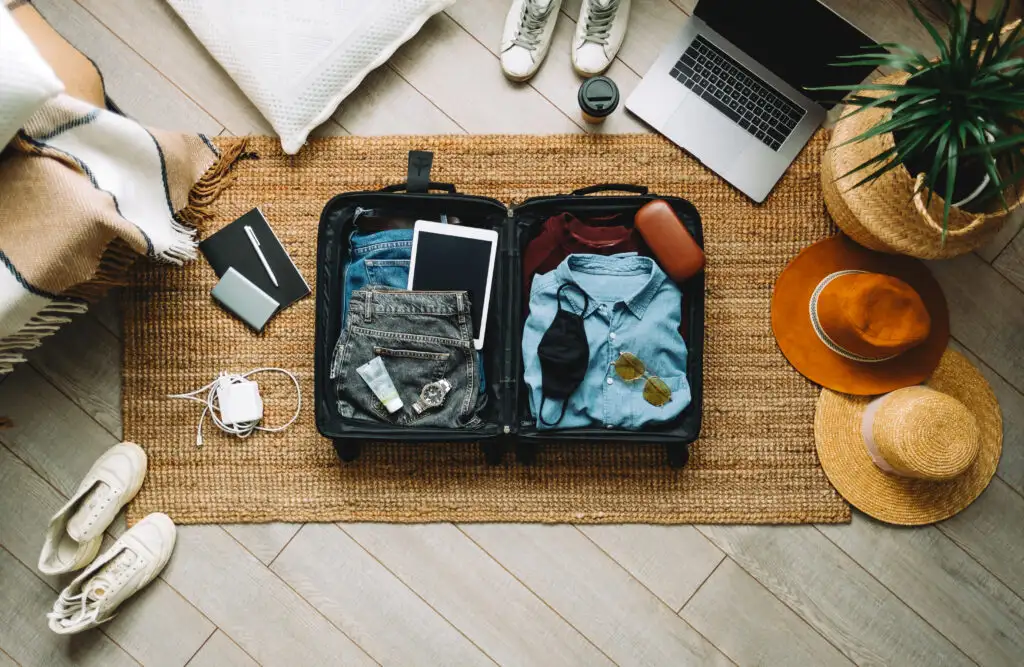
[244,224,279,287]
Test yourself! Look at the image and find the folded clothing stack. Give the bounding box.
[520,211,692,431]
[523,251,691,430]
[333,225,487,429]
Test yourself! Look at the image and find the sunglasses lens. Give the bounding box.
[643,377,672,406]
[614,352,646,381]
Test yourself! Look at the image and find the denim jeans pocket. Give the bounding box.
[336,328,478,428]
[364,259,411,290]
[330,331,349,380]
[367,345,451,424]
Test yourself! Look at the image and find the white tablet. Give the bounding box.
[407,220,499,350]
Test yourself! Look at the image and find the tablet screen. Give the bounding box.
[409,229,495,339]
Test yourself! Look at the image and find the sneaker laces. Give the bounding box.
[582,0,621,46]
[48,550,137,627]
[513,0,556,51]
[67,481,114,539]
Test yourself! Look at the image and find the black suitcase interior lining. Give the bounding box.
[313,182,705,463]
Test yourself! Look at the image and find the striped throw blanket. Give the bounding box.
[0,93,243,375]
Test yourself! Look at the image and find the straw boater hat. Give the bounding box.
[772,234,949,395]
[815,349,1002,525]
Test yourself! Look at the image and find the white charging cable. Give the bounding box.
[168,368,301,447]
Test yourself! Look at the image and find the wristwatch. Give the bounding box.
[412,379,452,414]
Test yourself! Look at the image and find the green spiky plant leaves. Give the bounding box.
[812,0,1024,241]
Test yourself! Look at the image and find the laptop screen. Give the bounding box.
[693,0,877,107]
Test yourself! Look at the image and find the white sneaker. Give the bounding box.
[47,513,176,635]
[501,0,564,82]
[572,0,631,77]
[38,442,148,575]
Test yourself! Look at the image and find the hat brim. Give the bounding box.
[814,349,1001,525]
[772,234,949,395]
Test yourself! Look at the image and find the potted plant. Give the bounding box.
[818,0,1024,259]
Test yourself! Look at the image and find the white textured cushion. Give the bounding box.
[168,0,455,154]
[0,5,65,149]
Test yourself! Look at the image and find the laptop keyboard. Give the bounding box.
[670,35,805,151]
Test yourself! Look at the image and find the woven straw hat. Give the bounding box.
[815,349,1002,525]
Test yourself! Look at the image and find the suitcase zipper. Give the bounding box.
[502,206,519,436]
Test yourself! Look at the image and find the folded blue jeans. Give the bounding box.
[341,228,487,394]
[341,229,414,327]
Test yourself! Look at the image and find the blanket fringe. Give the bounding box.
[65,138,247,298]
[66,238,138,302]
[0,137,246,376]
[0,300,89,375]
[158,137,247,266]
[176,137,248,229]
[157,235,199,267]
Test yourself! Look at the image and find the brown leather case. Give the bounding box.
[634,199,705,283]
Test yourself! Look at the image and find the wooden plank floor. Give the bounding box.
[2,1,1023,665]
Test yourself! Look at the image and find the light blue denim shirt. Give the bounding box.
[523,253,691,430]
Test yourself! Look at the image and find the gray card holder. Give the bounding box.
[211,267,280,331]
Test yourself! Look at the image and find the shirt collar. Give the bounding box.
[552,254,666,319]
[560,215,634,253]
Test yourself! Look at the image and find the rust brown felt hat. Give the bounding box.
[772,234,949,395]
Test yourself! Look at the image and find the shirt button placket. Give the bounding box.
[603,305,612,427]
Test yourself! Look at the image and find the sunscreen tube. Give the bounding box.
[356,356,403,413]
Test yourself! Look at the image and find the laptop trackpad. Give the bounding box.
[668,98,749,170]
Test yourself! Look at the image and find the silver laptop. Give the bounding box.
[626,0,876,202]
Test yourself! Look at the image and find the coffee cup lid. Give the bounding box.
[578,76,619,117]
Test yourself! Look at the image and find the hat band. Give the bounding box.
[861,394,898,474]
[809,270,899,364]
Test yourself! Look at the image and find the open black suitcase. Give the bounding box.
[314,152,705,467]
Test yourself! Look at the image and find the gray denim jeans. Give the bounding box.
[332,290,482,428]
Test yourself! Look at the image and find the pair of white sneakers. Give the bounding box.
[501,0,632,82]
[37,442,176,635]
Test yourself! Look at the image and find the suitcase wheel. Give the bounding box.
[667,443,689,469]
[335,439,362,463]
[481,441,505,465]
[515,441,538,465]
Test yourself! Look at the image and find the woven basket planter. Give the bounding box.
[822,77,1024,259]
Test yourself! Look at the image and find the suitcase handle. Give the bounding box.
[571,184,649,196]
[380,181,457,194]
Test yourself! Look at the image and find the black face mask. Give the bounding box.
[536,283,590,426]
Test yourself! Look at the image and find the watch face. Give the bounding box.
[423,383,444,404]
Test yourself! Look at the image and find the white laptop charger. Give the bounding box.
[168,368,301,447]
[216,375,264,426]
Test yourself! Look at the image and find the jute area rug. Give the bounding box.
[123,133,850,525]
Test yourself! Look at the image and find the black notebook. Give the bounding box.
[199,208,309,312]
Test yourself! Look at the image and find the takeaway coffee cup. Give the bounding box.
[578,76,619,124]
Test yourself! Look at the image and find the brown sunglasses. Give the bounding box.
[612,352,672,406]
